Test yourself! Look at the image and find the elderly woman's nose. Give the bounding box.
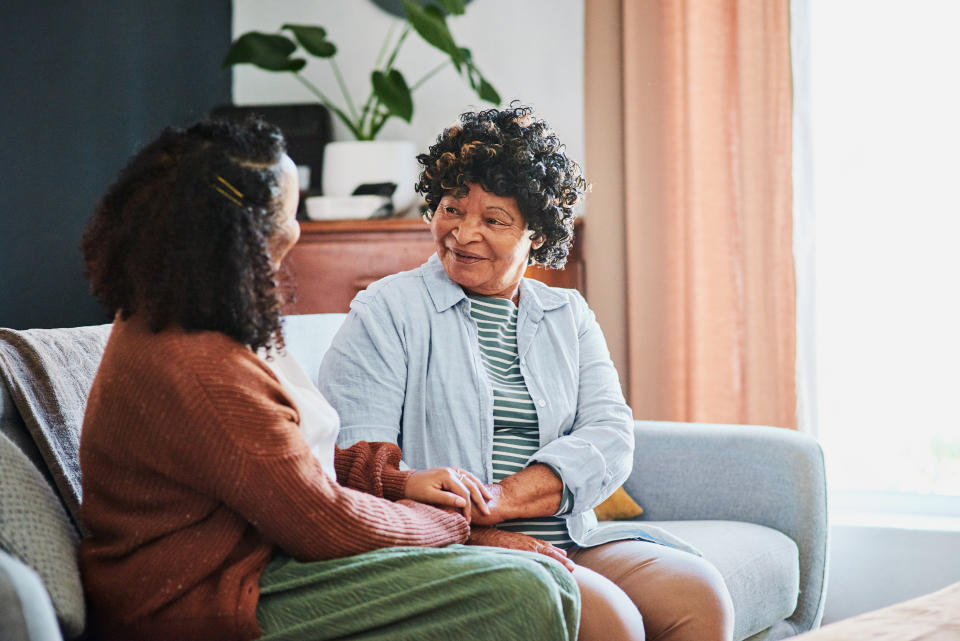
[452,214,484,242]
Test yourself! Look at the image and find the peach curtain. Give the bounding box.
[621,0,796,427]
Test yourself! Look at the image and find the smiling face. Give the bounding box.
[430,183,543,300]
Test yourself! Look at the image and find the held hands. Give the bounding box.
[468,527,576,572]
[467,482,511,526]
[468,463,564,526]
[404,467,493,524]
[405,463,563,525]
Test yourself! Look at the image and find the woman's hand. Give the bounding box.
[405,467,492,523]
[468,482,510,526]
[469,464,564,526]
[468,527,576,572]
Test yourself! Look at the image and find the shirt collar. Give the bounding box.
[422,254,468,312]
[422,253,569,315]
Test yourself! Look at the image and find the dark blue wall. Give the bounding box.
[0,2,231,329]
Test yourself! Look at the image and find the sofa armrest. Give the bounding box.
[0,550,63,641]
[623,420,828,634]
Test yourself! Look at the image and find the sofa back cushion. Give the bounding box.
[281,313,347,386]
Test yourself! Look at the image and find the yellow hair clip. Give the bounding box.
[214,175,244,206]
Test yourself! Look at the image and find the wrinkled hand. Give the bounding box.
[405,467,492,523]
[468,483,511,526]
[469,464,563,526]
[468,527,576,572]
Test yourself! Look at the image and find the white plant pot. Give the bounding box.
[321,140,420,216]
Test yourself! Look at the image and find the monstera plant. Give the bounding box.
[223,0,500,141]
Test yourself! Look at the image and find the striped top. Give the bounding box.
[468,295,574,549]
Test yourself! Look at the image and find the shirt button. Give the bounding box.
[537,399,546,407]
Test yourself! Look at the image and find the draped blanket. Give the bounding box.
[0,324,112,534]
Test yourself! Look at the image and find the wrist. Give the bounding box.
[382,467,414,501]
[492,479,526,521]
[500,464,564,518]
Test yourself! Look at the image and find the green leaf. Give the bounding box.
[476,77,500,104]
[423,5,464,64]
[223,32,306,71]
[282,24,337,58]
[403,0,463,69]
[433,0,466,16]
[456,58,498,103]
[372,69,413,122]
[463,61,480,89]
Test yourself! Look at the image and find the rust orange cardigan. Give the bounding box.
[79,318,468,641]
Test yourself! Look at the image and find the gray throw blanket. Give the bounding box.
[0,325,112,534]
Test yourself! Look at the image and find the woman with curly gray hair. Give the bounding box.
[321,105,734,641]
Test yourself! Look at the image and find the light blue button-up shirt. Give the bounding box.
[319,254,667,548]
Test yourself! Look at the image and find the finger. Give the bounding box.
[430,490,467,509]
[460,470,494,501]
[462,492,472,524]
[442,471,473,523]
[548,548,576,572]
[460,476,491,515]
[535,542,574,570]
[478,479,495,501]
[447,483,471,523]
[452,470,491,515]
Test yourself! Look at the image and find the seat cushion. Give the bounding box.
[0,430,85,639]
[646,520,799,641]
[0,550,64,641]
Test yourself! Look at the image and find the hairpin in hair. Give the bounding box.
[214,175,244,206]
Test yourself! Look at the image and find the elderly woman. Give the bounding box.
[320,105,736,641]
[77,117,580,641]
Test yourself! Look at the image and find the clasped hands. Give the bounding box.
[406,466,506,524]
[404,466,574,571]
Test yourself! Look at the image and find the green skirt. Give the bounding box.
[256,544,579,641]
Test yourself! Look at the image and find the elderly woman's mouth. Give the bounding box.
[450,249,487,263]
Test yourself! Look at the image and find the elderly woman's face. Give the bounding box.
[268,153,301,270]
[430,183,542,300]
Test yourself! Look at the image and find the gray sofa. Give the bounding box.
[0,313,828,641]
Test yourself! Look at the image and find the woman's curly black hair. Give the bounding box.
[82,118,290,351]
[416,103,588,268]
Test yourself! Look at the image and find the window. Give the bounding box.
[801,0,960,509]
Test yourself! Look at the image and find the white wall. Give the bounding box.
[232,0,584,172]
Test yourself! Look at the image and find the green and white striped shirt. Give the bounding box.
[468,295,574,549]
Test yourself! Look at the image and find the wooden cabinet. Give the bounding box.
[283,218,584,314]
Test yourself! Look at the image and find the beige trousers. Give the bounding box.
[568,540,735,641]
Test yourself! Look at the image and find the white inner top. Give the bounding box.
[260,348,340,481]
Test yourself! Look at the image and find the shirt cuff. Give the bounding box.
[538,462,574,516]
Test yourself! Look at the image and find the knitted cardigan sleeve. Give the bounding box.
[163,337,469,561]
[334,441,413,501]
